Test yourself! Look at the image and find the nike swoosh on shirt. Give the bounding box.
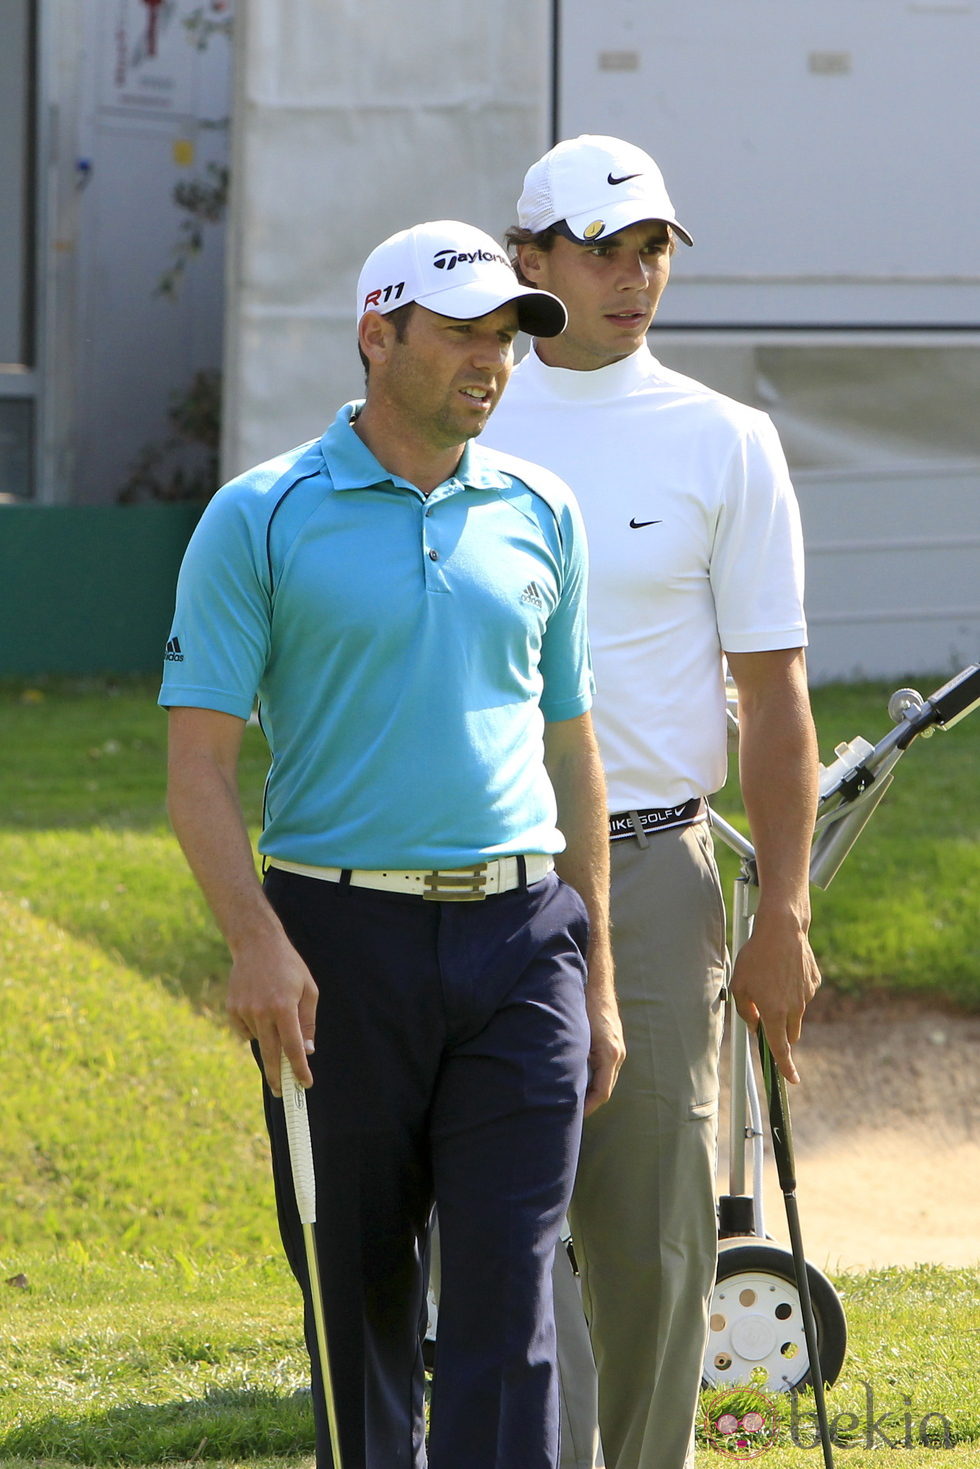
[629,517,663,529]
[608,172,642,185]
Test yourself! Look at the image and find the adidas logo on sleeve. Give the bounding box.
[164,636,184,662]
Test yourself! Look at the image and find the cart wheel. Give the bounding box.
[702,1242,846,1393]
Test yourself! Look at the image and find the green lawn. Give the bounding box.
[0,1252,311,1466]
[2,1252,977,1466]
[1,673,978,1466]
[3,671,978,1013]
[712,673,980,1008]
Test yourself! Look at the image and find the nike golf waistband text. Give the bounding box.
[608,799,707,842]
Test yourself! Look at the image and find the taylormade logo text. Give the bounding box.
[433,248,508,271]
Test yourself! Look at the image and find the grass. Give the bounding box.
[2,670,979,1012]
[804,680,980,1005]
[712,673,980,1008]
[0,673,978,1466]
[0,677,270,1010]
[1,1253,977,1466]
[0,1253,312,1466]
[0,898,274,1256]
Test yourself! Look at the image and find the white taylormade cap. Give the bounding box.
[517,135,693,247]
[357,220,568,337]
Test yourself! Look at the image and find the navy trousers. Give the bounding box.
[259,866,591,1469]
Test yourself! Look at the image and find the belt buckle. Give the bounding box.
[422,863,488,901]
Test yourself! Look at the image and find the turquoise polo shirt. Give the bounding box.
[159,402,594,870]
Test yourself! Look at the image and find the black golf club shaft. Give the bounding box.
[758,1029,836,1469]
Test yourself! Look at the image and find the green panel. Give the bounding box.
[1,505,201,675]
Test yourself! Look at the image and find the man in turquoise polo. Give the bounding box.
[161,219,624,1469]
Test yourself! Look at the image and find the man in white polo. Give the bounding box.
[482,137,822,1469]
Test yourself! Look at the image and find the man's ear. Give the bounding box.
[515,242,544,287]
[358,310,395,368]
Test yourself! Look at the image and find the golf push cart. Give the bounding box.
[703,661,980,1408]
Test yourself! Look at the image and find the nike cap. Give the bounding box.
[357,220,568,337]
[517,135,693,247]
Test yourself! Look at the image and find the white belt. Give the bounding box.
[267,854,555,901]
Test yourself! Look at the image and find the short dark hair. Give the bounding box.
[358,300,417,381]
[504,226,560,286]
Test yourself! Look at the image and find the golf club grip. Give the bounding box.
[757,1029,797,1194]
[280,1053,317,1225]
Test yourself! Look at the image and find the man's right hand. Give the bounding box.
[226,930,319,1095]
[583,987,626,1117]
[166,707,320,1097]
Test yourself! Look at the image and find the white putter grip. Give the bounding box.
[280,1053,317,1225]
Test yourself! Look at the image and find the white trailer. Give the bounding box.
[10,1,976,680]
[556,1,980,681]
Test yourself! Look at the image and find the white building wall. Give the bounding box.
[224,1,979,683]
[557,0,980,683]
[222,0,551,478]
[558,0,980,329]
[651,333,980,684]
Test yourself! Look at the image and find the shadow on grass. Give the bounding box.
[0,1387,313,1465]
[0,676,273,1014]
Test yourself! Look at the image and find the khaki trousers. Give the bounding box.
[558,821,728,1469]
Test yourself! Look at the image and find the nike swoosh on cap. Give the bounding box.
[608,172,643,185]
[629,517,662,529]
